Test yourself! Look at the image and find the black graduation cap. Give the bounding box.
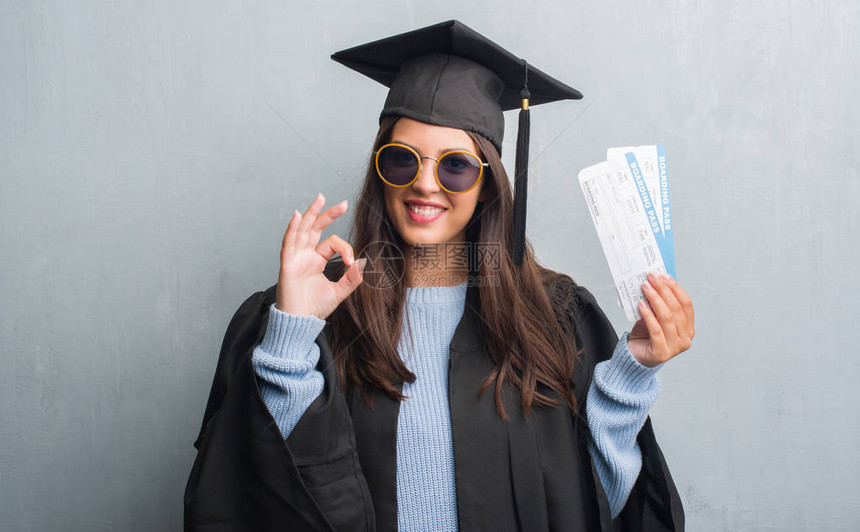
[331,20,582,266]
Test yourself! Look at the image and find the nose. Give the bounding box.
[412,156,441,194]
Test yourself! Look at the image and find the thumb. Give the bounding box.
[629,318,648,340]
[335,257,366,299]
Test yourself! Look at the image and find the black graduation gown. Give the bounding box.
[184,261,685,531]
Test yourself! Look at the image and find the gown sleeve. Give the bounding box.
[564,279,686,531]
[183,285,375,532]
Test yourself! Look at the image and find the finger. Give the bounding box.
[648,272,688,334]
[307,200,348,249]
[315,234,355,265]
[642,280,679,341]
[644,277,692,355]
[637,300,666,365]
[663,274,695,336]
[297,193,326,249]
[661,275,694,350]
[282,210,302,260]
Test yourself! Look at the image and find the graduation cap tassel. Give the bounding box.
[512,62,531,266]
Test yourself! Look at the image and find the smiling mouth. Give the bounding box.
[405,202,447,216]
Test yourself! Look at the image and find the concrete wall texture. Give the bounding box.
[2,1,858,530]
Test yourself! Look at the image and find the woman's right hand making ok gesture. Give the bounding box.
[276,192,366,320]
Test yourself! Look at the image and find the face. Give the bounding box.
[381,117,487,247]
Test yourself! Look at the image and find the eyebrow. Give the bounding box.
[390,140,477,156]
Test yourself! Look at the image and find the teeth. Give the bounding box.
[407,204,445,216]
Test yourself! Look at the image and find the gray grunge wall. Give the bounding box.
[2,2,857,530]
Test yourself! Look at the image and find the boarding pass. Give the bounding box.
[578,145,675,322]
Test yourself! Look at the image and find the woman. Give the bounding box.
[185,20,694,532]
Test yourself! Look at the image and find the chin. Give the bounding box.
[399,229,448,247]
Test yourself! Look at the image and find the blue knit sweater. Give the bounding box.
[252,283,661,527]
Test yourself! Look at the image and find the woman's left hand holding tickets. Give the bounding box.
[627,272,696,367]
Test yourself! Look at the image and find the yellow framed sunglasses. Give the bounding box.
[374,143,488,194]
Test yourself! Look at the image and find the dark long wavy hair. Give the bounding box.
[329,115,581,419]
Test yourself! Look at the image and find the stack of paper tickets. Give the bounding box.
[578,146,675,322]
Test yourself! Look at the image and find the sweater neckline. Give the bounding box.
[405,282,468,306]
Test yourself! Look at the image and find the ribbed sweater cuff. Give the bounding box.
[594,332,663,401]
[258,303,326,363]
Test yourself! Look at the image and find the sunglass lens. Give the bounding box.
[438,153,482,193]
[377,145,419,186]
